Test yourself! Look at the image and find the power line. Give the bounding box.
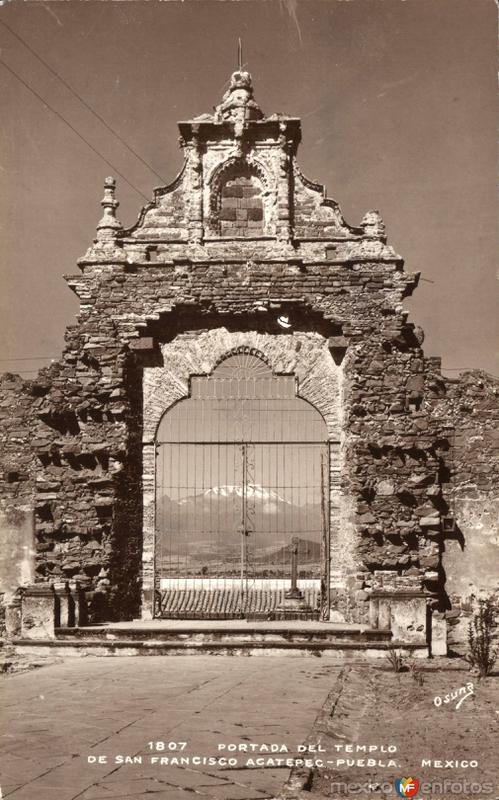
[444,367,496,373]
[2,354,497,376]
[0,356,57,362]
[0,57,150,202]
[2,358,498,381]
[0,20,167,186]
[443,369,499,379]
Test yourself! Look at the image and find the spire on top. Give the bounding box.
[213,40,264,124]
[237,37,243,72]
[96,177,123,239]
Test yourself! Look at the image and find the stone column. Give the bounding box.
[431,611,448,656]
[53,581,74,627]
[69,581,88,626]
[285,538,303,599]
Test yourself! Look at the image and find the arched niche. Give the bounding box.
[208,158,273,236]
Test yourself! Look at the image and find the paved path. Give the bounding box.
[0,656,339,800]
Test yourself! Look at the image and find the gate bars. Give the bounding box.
[153,353,330,619]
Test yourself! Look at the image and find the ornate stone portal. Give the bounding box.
[4,66,497,651]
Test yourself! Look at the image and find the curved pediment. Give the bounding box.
[293,163,358,238]
[124,160,189,241]
[79,68,397,261]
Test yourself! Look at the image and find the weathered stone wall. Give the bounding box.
[0,69,496,636]
[2,305,493,635]
[0,374,38,599]
[429,369,499,648]
[0,266,496,633]
[0,323,144,621]
[0,255,440,624]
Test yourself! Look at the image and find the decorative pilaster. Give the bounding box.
[186,126,204,244]
[276,122,293,242]
[141,441,156,620]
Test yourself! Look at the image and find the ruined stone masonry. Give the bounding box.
[1,68,497,650]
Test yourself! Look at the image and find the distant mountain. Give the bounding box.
[156,483,324,550]
[178,484,292,512]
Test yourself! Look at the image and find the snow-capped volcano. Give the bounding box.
[199,484,291,505]
[157,481,323,547]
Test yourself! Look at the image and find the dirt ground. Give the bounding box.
[307,662,499,799]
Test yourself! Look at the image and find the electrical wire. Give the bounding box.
[0,19,168,186]
[0,57,150,201]
[0,356,57,362]
[1,357,497,379]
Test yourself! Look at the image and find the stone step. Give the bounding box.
[53,623,391,644]
[10,621,430,658]
[8,620,434,659]
[11,637,429,659]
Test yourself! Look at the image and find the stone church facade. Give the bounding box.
[1,70,497,652]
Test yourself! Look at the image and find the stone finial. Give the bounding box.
[214,69,264,126]
[96,177,123,240]
[361,209,386,239]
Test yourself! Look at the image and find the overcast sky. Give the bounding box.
[0,0,497,379]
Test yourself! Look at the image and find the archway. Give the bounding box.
[208,157,273,236]
[154,352,329,619]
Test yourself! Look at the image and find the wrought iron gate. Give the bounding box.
[154,352,329,619]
